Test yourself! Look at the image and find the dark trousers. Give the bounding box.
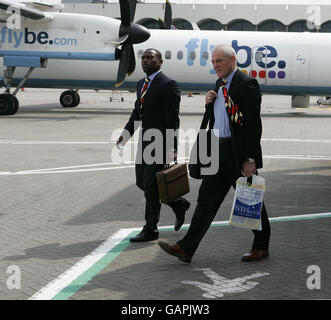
[136,163,187,232]
[177,140,270,257]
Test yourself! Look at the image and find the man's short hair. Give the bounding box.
[145,48,163,60]
[213,44,236,60]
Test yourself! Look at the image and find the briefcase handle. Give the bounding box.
[164,153,178,169]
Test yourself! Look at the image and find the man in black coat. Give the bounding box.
[158,44,271,262]
[116,48,190,242]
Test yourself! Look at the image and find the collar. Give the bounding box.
[146,70,161,82]
[222,67,237,87]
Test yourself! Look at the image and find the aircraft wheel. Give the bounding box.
[0,94,19,115]
[60,90,80,108]
[13,96,19,114]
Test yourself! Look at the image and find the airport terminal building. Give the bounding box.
[62,0,331,33]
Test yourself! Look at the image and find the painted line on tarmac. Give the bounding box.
[1,154,331,176]
[0,138,331,145]
[29,211,331,301]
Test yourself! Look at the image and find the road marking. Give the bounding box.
[182,268,270,298]
[1,154,331,176]
[0,138,331,145]
[262,139,331,144]
[29,212,331,300]
[263,154,328,160]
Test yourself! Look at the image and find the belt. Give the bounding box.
[217,137,232,144]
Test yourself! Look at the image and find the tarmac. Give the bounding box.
[0,88,330,305]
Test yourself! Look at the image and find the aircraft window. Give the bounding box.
[190,51,196,60]
[177,51,183,60]
[165,51,171,59]
[96,31,100,34]
[138,50,144,59]
[202,51,209,60]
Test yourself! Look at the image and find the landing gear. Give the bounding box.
[59,90,80,108]
[1,65,37,115]
[0,58,47,116]
[0,94,19,115]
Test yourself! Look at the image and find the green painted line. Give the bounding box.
[50,212,331,300]
[51,231,139,300]
[270,214,331,222]
[159,213,331,232]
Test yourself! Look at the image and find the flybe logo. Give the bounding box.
[185,39,286,79]
[0,27,77,48]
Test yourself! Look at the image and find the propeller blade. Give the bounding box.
[115,44,130,87]
[128,45,136,76]
[115,1,150,86]
[158,18,167,29]
[164,0,172,29]
[129,0,137,23]
[119,0,131,27]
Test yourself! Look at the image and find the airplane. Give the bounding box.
[1,0,331,116]
[0,0,150,115]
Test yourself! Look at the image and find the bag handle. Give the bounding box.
[164,154,177,169]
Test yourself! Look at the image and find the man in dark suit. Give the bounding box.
[116,48,190,242]
[158,44,271,262]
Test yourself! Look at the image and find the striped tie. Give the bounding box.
[140,77,150,108]
[220,79,244,126]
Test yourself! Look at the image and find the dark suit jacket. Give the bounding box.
[123,71,181,166]
[206,69,263,172]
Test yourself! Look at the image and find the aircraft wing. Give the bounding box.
[0,0,53,20]
[23,1,64,12]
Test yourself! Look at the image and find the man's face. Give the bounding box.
[211,49,236,79]
[141,50,163,76]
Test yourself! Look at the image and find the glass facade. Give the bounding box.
[198,19,224,31]
[258,20,286,32]
[228,20,255,31]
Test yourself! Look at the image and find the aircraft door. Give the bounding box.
[292,47,310,85]
[250,46,268,85]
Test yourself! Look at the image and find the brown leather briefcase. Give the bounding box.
[156,163,190,204]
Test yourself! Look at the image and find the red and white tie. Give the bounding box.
[140,77,150,107]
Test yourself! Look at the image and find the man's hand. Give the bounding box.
[166,149,177,164]
[205,90,218,104]
[242,160,256,178]
[116,136,123,146]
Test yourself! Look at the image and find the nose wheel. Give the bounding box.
[1,65,35,116]
[59,90,80,108]
[0,94,19,115]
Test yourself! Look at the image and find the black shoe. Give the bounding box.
[130,230,159,242]
[173,199,190,231]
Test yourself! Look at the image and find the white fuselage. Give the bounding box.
[1,12,331,95]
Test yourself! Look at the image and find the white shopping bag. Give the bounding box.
[229,175,265,230]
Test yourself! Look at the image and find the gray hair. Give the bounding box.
[213,44,236,61]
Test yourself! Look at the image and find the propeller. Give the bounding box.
[115,0,150,87]
[158,0,172,29]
